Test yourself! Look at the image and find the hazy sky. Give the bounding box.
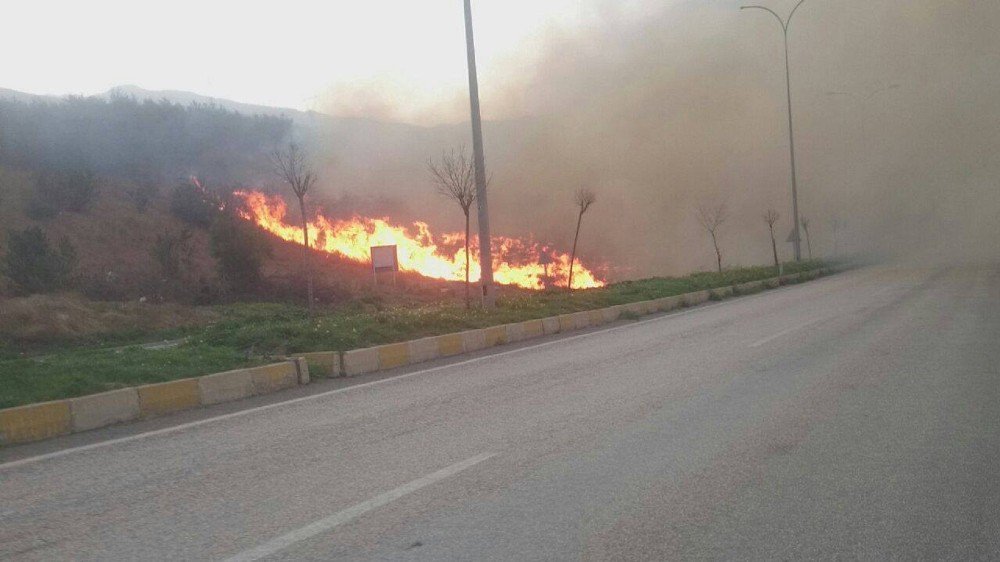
[3,0,648,120]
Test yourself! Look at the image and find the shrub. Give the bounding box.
[2,227,77,294]
[152,229,194,280]
[127,181,159,213]
[210,212,270,293]
[170,182,218,227]
[26,169,98,219]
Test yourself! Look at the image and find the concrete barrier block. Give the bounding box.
[602,306,622,323]
[765,277,781,289]
[656,296,681,312]
[408,337,440,363]
[571,311,591,329]
[588,309,605,326]
[557,314,575,332]
[344,347,379,376]
[299,351,340,378]
[250,362,298,395]
[462,329,487,352]
[735,280,764,294]
[138,378,200,418]
[625,302,646,316]
[198,368,254,406]
[0,400,72,445]
[436,333,465,357]
[293,357,310,385]
[483,325,507,347]
[70,388,140,432]
[377,343,410,370]
[710,286,734,300]
[683,290,710,306]
[522,319,545,339]
[505,323,525,343]
[542,316,561,335]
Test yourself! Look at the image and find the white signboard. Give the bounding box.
[370,245,399,273]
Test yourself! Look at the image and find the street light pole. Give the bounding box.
[742,0,808,261]
[463,0,496,307]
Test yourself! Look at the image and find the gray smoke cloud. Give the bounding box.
[311,0,1000,279]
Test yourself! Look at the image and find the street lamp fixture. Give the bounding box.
[741,0,809,261]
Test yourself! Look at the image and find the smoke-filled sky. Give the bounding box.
[5,0,998,277]
[299,0,999,277]
[3,0,648,121]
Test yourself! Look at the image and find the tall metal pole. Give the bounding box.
[463,0,496,306]
[742,1,808,261]
[781,25,802,262]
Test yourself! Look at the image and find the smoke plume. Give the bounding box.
[312,0,1000,278]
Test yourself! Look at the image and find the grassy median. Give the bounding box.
[0,260,825,409]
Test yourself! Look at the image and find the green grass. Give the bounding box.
[1,344,267,409]
[0,260,825,409]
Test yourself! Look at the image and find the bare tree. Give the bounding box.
[428,146,485,308]
[830,217,843,257]
[696,202,728,273]
[270,143,318,317]
[764,209,781,268]
[568,188,597,291]
[800,216,813,260]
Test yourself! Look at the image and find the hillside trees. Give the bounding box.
[2,227,77,294]
[26,168,97,219]
[170,180,219,227]
[209,210,271,294]
[0,95,291,189]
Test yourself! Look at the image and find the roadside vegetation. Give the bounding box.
[0,260,824,409]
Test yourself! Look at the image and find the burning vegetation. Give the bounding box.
[234,191,606,290]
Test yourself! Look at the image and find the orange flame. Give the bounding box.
[233,191,606,290]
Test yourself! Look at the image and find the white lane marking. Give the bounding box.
[748,318,825,348]
[1,279,822,471]
[223,452,497,562]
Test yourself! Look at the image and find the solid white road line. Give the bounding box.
[1,280,818,471]
[223,452,497,562]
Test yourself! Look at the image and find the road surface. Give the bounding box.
[2,265,998,560]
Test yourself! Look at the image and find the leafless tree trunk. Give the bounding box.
[428,146,484,308]
[568,188,597,291]
[801,217,813,260]
[830,217,843,257]
[271,143,318,318]
[696,203,729,273]
[464,211,471,305]
[764,209,781,268]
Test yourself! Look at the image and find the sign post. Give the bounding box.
[370,245,399,286]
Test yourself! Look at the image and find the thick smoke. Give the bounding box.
[312,0,1000,279]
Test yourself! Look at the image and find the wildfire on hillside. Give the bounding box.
[233,191,606,290]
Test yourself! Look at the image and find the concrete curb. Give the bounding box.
[0,360,306,446]
[70,388,140,432]
[1,268,834,446]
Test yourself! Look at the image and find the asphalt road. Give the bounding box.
[2,265,998,561]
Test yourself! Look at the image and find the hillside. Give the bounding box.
[0,164,463,305]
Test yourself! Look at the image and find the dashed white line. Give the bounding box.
[223,452,497,562]
[748,318,825,348]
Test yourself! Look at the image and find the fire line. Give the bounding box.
[234,191,605,290]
